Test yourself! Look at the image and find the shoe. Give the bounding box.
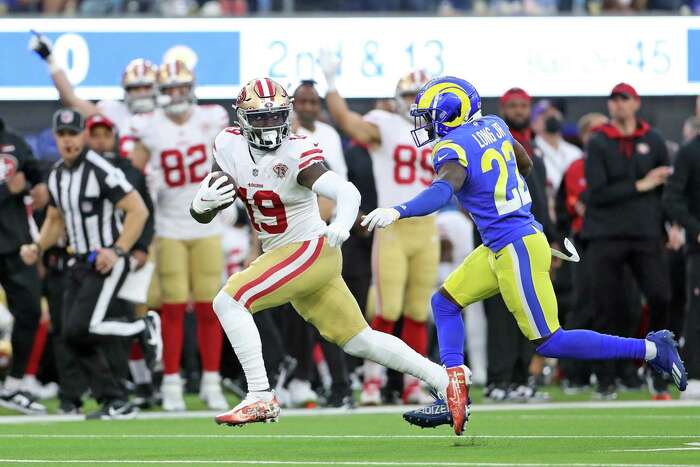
[592,384,618,401]
[561,380,589,395]
[651,392,672,401]
[57,401,82,415]
[21,376,59,400]
[360,378,382,406]
[140,311,163,373]
[200,372,228,411]
[0,390,47,415]
[445,365,471,436]
[326,389,356,409]
[86,400,139,420]
[288,379,318,408]
[646,330,688,391]
[132,383,157,410]
[484,384,509,403]
[215,391,280,427]
[680,379,700,400]
[402,376,435,405]
[161,374,186,412]
[403,395,459,429]
[511,384,550,402]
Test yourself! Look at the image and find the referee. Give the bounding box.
[20,109,157,419]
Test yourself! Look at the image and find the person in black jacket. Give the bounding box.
[0,117,48,414]
[662,116,700,398]
[583,83,673,398]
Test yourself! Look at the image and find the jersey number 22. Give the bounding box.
[481,140,531,216]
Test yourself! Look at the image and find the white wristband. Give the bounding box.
[46,57,60,74]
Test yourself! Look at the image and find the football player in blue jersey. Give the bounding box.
[362,77,688,436]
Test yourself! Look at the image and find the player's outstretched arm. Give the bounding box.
[29,31,99,117]
[362,161,466,231]
[513,140,533,176]
[298,162,361,248]
[319,50,381,145]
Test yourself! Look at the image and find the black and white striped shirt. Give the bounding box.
[47,149,133,255]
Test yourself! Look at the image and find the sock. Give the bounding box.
[401,317,428,356]
[431,292,465,368]
[370,315,395,334]
[536,328,646,360]
[24,320,49,376]
[343,327,449,393]
[161,303,187,375]
[645,340,658,360]
[201,371,221,386]
[195,302,223,372]
[212,291,270,392]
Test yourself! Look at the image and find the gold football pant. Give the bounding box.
[221,236,367,346]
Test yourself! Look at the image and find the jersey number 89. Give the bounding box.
[481,140,532,216]
[393,145,433,186]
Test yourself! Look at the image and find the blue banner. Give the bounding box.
[0,31,240,87]
[688,29,700,83]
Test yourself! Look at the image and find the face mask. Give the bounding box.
[544,116,562,134]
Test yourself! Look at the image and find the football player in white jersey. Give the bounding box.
[321,55,440,405]
[129,60,229,411]
[190,77,463,427]
[29,32,156,157]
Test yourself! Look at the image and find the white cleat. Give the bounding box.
[161,374,186,412]
[200,372,229,411]
[21,375,59,400]
[287,378,318,408]
[402,376,435,405]
[360,378,382,406]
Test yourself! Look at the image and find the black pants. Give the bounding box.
[62,258,131,403]
[588,238,670,387]
[485,294,533,387]
[0,252,41,379]
[684,253,700,379]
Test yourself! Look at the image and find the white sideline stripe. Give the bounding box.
[1,400,699,425]
[0,461,687,466]
[1,434,699,440]
[611,442,700,452]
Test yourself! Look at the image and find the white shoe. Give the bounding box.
[402,376,434,404]
[199,372,228,411]
[680,379,700,400]
[21,375,58,400]
[360,378,382,406]
[161,374,186,412]
[287,378,318,407]
[275,387,292,408]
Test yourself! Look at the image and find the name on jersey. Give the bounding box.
[248,182,264,188]
[472,121,507,149]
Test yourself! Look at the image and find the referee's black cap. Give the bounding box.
[52,108,85,133]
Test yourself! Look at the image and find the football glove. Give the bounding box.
[191,173,235,214]
[324,223,350,248]
[361,207,400,231]
[29,30,53,60]
[318,49,340,91]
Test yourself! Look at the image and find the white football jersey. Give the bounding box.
[97,100,138,157]
[363,109,435,207]
[212,129,327,252]
[295,120,347,180]
[131,104,229,240]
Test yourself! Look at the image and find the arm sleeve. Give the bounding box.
[584,135,637,207]
[662,146,700,239]
[311,171,361,232]
[393,179,454,219]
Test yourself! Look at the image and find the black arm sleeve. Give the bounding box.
[584,135,638,207]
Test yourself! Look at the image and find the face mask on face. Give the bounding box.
[544,116,562,134]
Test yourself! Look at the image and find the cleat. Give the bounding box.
[161,375,186,412]
[652,392,672,401]
[200,372,229,411]
[360,378,382,406]
[402,376,435,405]
[445,365,471,436]
[403,392,471,430]
[0,390,47,415]
[646,330,688,391]
[215,392,280,427]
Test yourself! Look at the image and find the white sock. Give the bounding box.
[645,340,658,361]
[128,359,152,384]
[163,373,181,384]
[201,371,221,385]
[213,291,270,392]
[343,328,449,393]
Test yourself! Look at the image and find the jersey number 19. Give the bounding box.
[481,140,531,216]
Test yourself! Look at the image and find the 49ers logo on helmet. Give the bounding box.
[273,163,288,179]
[237,86,248,106]
[0,154,18,182]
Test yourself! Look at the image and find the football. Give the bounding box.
[208,170,236,209]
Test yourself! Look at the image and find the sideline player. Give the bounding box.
[362,76,688,435]
[190,77,461,427]
[129,60,229,411]
[321,53,438,405]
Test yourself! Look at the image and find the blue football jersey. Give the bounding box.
[431,115,541,252]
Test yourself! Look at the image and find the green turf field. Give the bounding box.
[0,402,698,466]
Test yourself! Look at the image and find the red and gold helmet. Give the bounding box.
[395,70,430,118]
[234,78,292,150]
[121,58,157,114]
[157,60,196,115]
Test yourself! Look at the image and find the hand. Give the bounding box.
[95,248,119,274]
[131,250,148,270]
[20,243,40,266]
[318,49,340,90]
[635,166,673,192]
[324,223,350,248]
[361,208,400,231]
[6,172,27,194]
[191,173,235,214]
[30,183,49,210]
[666,224,685,251]
[28,30,53,60]
[573,200,585,217]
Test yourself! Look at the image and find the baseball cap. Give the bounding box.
[610,82,640,100]
[500,87,531,106]
[86,114,115,132]
[52,108,85,133]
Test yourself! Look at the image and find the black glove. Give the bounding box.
[29,30,52,61]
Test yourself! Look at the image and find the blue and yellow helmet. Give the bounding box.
[410,76,482,147]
